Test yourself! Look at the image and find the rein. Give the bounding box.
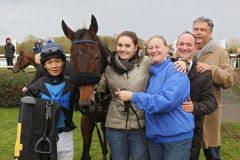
[79,90,111,158]
[71,38,110,157]
[123,101,148,160]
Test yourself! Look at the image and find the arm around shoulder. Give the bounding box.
[192,71,217,115]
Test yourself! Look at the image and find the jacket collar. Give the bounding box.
[46,73,64,85]
[150,58,171,75]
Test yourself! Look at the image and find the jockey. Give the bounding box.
[15,42,76,160]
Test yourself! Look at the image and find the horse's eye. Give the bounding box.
[78,51,83,56]
[94,55,99,61]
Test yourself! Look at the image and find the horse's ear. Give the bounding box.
[62,20,75,41]
[89,15,98,35]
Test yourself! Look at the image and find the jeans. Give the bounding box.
[148,138,192,160]
[106,128,148,160]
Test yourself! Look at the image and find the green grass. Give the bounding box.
[0,108,240,160]
[0,108,105,160]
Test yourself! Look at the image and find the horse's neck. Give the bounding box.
[26,54,38,68]
[96,37,110,73]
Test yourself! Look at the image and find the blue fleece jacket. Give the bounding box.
[131,58,194,143]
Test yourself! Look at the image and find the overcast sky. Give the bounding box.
[0,0,239,45]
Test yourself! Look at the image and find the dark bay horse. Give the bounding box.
[62,15,111,160]
[12,51,37,73]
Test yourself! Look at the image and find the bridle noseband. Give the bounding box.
[72,40,98,45]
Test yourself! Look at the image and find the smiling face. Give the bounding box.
[44,58,64,77]
[176,33,196,60]
[116,36,138,60]
[192,22,212,50]
[146,37,169,64]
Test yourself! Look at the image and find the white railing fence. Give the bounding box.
[0,54,70,69]
[0,55,239,69]
[230,58,240,69]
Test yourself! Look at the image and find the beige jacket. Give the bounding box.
[198,45,235,148]
[98,56,151,129]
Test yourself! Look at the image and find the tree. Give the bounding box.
[16,34,37,53]
[100,36,117,51]
[0,46,4,55]
[53,36,71,54]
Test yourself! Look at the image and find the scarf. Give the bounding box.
[108,51,144,74]
[194,39,215,60]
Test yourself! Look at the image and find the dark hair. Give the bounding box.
[193,16,214,32]
[116,31,139,46]
[5,37,11,43]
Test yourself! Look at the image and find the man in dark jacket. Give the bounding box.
[33,39,43,54]
[176,31,217,160]
[4,37,15,67]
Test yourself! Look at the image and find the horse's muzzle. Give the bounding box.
[70,72,100,87]
[79,102,91,108]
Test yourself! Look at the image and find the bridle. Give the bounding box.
[15,53,36,72]
[72,39,98,45]
[71,39,111,156]
[70,39,103,87]
[15,55,25,72]
[71,38,110,110]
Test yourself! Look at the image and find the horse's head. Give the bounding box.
[62,15,102,107]
[12,51,36,73]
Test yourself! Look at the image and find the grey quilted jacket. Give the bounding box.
[98,56,151,129]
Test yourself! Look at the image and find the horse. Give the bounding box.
[62,15,111,160]
[12,51,37,73]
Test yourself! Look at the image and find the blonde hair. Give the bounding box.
[145,35,168,56]
[146,35,168,47]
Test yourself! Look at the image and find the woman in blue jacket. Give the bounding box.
[115,35,195,160]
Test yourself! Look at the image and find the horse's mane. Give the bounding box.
[17,51,24,60]
[96,36,111,73]
[18,51,35,61]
